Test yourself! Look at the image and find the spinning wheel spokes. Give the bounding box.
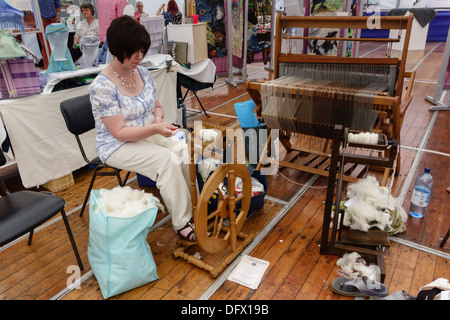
[195,163,252,254]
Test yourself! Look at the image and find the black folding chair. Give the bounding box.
[177,73,216,117]
[60,94,130,217]
[0,152,83,270]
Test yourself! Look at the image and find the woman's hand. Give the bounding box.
[157,4,165,15]
[153,122,178,137]
[102,113,175,141]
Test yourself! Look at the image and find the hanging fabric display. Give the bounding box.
[196,0,228,73]
[0,0,25,33]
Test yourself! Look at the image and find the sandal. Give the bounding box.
[176,220,196,242]
[331,276,388,298]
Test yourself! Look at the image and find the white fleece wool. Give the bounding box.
[199,129,219,142]
[344,198,393,232]
[95,186,164,218]
[197,157,222,181]
[146,134,189,163]
[336,252,379,280]
[344,176,407,232]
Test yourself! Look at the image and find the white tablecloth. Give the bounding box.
[0,67,177,188]
[0,55,215,188]
[44,54,216,93]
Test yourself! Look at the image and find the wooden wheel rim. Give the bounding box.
[195,164,252,253]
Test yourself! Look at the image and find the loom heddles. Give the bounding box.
[261,63,392,138]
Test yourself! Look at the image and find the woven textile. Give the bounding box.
[0,58,40,98]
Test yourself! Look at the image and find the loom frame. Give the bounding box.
[247,14,415,184]
[247,15,414,281]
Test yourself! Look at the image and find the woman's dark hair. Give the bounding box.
[167,0,179,15]
[107,15,151,63]
[80,2,94,16]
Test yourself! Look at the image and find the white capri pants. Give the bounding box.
[106,138,192,231]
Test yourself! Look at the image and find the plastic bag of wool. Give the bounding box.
[336,176,407,235]
[88,186,162,299]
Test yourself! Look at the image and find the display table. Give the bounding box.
[0,55,216,188]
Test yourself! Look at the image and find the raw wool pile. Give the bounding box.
[343,176,407,234]
[197,157,227,198]
[198,129,219,142]
[94,186,164,218]
[336,252,380,281]
[197,157,222,181]
[146,132,189,164]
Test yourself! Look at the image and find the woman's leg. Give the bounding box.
[106,139,192,231]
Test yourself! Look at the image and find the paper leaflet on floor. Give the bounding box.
[227,255,270,290]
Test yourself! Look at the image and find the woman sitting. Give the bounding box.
[88,15,195,242]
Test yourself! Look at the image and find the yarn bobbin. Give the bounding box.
[347,132,387,150]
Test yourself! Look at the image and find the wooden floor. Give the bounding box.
[0,41,449,302]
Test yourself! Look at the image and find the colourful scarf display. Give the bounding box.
[0,0,25,34]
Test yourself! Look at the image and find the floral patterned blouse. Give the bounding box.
[89,65,157,163]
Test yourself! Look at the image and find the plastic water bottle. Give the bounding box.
[409,167,433,218]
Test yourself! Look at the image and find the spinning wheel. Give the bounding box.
[173,124,256,278]
[195,163,252,254]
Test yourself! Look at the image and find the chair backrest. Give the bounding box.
[60,94,95,136]
[0,151,11,194]
[0,150,6,167]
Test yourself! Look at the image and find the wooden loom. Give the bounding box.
[247,14,415,186]
[246,15,415,281]
[173,123,255,278]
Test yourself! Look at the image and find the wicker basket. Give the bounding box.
[43,173,74,192]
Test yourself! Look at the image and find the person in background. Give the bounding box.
[134,1,146,23]
[157,0,180,25]
[96,0,128,44]
[89,16,195,242]
[70,2,98,62]
[37,0,61,69]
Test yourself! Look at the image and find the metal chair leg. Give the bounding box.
[440,227,450,247]
[192,90,210,117]
[182,88,210,117]
[61,209,84,270]
[27,230,34,245]
[79,167,99,217]
[122,171,131,185]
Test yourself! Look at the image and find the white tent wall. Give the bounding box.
[428,0,450,8]
[376,0,450,8]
